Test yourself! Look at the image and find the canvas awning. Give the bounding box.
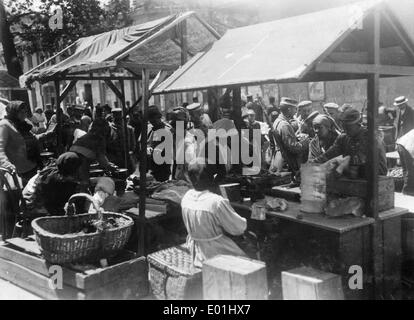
[154,0,414,94]
[20,11,220,88]
[0,70,23,90]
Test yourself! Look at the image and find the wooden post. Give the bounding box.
[366,8,382,299]
[180,20,188,66]
[119,79,130,171]
[138,68,149,256]
[232,87,243,174]
[54,80,63,155]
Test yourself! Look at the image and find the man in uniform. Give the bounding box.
[313,105,387,177]
[187,102,212,134]
[271,97,309,184]
[323,102,341,126]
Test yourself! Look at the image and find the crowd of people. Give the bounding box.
[1,93,414,265]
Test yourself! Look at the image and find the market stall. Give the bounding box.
[18,11,220,256]
[0,12,220,299]
[153,0,414,299]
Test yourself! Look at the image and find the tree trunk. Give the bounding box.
[0,0,24,78]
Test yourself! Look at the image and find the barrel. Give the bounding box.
[300,163,327,213]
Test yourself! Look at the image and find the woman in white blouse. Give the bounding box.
[181,158,247,268]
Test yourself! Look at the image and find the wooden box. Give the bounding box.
[282,267,344,300]
[0,238,149,300]
[326,176,395,212]
[203,255,268,300]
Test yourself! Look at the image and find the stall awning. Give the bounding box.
[20,12,219,87]
[0,70,22,90]
[154,0,414,94]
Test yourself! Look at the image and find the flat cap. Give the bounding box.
[323,102,339,110]
[339,106,361,124]
[186,102,201,111]
[279,97,298,110]
[297,100,312,108]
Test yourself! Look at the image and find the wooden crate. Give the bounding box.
[0,239,149,300]
[203,255,268,300]
[327,176,395,212]
[282,267,344,300]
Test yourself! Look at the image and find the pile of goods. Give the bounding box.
[388,167,403,178]
[66,216,131,236]
[300,157,395,218]
[31,194,134,264]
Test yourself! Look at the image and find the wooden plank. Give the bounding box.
[77,256,147,291]
[382,216,402,299]
[68,61,118,74]
[282,267,344,300]
[266,203,375,234]
[0,241,148,291]
[0,258,78,300]
[120,61,178,72]
[315,62,414,76]
[270,185,301,202]
[0,244,79,289]
[378,207,409,221]
[203,255,268,300]
[63,76,141,81]
[6,238,42,256]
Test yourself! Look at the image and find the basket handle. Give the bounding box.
[65,193,104,221]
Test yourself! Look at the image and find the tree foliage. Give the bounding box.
[6,0,132,59]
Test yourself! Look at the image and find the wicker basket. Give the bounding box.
[31,193,133,264]
[147,244,202,300]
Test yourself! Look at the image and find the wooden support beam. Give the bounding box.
[232,86,243,175]
[104,80,124,101]
[119,62,179,72]
[366,7,382,300]
[119,79,130,171]
[180,20,188,66]
[54,80,63,155]
[315,62,414,76]
[382,11,414,64]
[193,14,222,40]
[127,71,169,115]
[138,68,149,256]
[68,61,118,75]
[60,80,77,102]
[23,42,77,76]
[63,76,140,81]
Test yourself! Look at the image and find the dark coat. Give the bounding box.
[395,105,414,139]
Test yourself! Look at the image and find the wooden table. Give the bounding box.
[231,198,408,300]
